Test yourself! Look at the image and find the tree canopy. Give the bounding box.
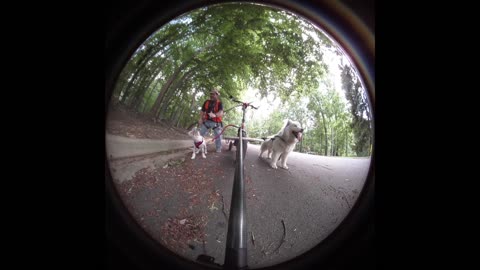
[109,3,373,157]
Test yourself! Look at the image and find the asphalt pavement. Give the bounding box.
[106,137,371,268]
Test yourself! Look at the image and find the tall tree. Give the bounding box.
[340,64,372,156]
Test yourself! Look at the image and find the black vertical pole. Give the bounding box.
[224,105,247,269]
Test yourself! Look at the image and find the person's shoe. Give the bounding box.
[216,149,222,153]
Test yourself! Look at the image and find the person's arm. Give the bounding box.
[216,102,224,118]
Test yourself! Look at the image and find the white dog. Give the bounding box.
[188,128,207,159]
[259,120,303,169]
[259,137,274,159]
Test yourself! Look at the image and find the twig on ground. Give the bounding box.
[220,193,228,220]
[271,219,287,254]
[127,183,135,194]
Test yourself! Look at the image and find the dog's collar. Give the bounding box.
[195,139,204,148]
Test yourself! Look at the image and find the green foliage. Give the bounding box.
[109,3,373,157]
[340,64,373,156]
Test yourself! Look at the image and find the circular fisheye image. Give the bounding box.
[106,2,374,269]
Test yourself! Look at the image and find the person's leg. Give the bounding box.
[213,124,222,152]
[199,122,209,136]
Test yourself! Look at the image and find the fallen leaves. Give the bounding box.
[114,151,233,257]
[106,116,191,141]
[160,215,208,251]
[162,157,186,168]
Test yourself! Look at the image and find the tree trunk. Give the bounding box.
[149,45,215,118]
[167,100,183,127]
[158,68,196,119]
[142,80,160,113]
[331,126,335,156]
[119,32,179,103]
[157,88,176,120]
[320,116,328,156]
[149,58,197,117]
[159,87,183,121]
[345,130,348,156]
[174,105,187,128]
[119,51,156,105]
[129,57,169,110]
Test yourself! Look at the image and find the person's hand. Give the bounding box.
[208,112,216,118]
